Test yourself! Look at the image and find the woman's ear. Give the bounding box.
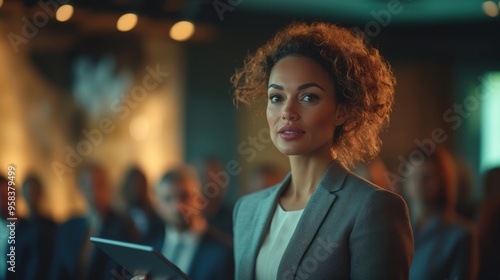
[334,105,348,126]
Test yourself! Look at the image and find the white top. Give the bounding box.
[255,204,304,280]
[161,226,203,274]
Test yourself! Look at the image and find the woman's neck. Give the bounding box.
[280,151,333,210]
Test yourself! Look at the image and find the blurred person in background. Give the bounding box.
[0,175,32,280]
[20,174,57,280]
[353,157,392,191]
[78,163,139,280]
[477,167,500,280]
[404,146,478,280]
[147,165,234,280]
[0,175,9,280]
[121,166,163,244]
[50,163,138,280]
[196,156,233,240]
[49,215,88,280]
[455,157,477,221]
[247,162,284,193]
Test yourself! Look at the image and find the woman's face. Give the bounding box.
[266,55,344,157]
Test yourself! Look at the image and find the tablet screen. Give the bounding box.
[90,237,190,280]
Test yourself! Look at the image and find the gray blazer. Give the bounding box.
[233,162,414,280]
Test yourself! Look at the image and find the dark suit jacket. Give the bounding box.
[149,227,234,280]
[23,217,57,280]
[206,204,234,239]
[85,210,139,280]
[49,217,88,280]
[233,161,414,280]
[410,213,477,280]
[49,211,138,280]
[2,219,34,280]
[126,207,165,245]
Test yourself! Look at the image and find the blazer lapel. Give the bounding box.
[241,175,291,279]
[277,162,348,278]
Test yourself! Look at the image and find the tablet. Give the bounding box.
[90,237,190,280]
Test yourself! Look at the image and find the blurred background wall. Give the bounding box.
[0,0,499,222]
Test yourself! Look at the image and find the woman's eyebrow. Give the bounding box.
[268,84,283,90]
[297,83,324,91]
[267,83,325,91]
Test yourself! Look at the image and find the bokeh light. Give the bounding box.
[482,1,499,17]
[169,21,195,42]
[55,5,74,22]
[117,13,138,32]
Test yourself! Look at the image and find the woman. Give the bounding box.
[404,147,477,280]
[231,22,414,279]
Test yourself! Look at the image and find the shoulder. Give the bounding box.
[335,171,411,236]
[60,216,88,228]
[238,184,281,203]
[342,170,408,210]
[104,210,140,240]
[204,228,232,247]
[107,210,134,228]
[320,161,406,208]
[439,215,476,241]
[198,229,233,259]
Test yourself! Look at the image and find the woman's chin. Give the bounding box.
[277,147,305,156]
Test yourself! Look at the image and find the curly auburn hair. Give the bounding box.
[231,22,396,167]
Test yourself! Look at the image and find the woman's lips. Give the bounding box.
[278,125,305,140]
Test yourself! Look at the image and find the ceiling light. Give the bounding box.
[169,21,195,42]
[117,13,138,32]
[482,1,499,17]
[55,5,74,22]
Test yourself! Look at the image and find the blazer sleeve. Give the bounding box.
[350,190,414,280]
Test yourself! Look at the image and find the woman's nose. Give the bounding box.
[281,100,299,121]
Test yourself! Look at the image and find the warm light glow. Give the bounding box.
[117,13,138,32]
[482,1,499,17]
[169,21,195,42]
[55,5,74,22]
[129,115,150,141]
[0,0,4,8]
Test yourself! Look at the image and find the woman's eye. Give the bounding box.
[269,94,282,103]
[301,94,319,102]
